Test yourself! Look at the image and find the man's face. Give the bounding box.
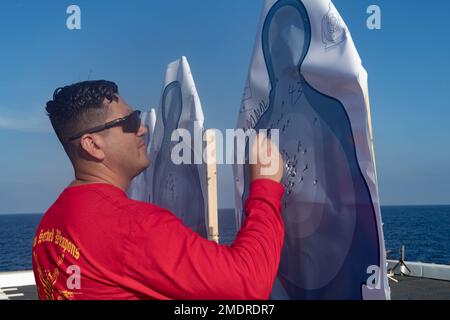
[101,95,150,180]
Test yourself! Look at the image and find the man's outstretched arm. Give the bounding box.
[124,135,285,299]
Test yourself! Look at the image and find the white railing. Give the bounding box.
[387,260,450,281]
[0,270,35,287]
[0,270,35,300]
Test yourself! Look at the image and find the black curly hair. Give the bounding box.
[46,80,119,144]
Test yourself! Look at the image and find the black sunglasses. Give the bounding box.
[69,110,142,141]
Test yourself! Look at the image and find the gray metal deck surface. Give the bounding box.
[389,276,450,300]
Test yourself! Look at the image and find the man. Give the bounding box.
[32,80,285,300]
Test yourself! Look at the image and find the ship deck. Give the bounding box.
[1,276,449,300]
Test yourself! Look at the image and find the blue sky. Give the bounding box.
[0,0,449,213]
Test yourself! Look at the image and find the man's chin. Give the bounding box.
[135,159,150,176]
[143,157,150,170]
[127,155,150,180]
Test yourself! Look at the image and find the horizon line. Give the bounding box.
[2,203,450,215]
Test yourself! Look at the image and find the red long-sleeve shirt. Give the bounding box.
[32,179,284,300]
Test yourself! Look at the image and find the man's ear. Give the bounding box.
[79,134,105,161]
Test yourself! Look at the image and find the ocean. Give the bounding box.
[0,206,449,272]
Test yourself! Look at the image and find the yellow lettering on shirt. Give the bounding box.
[35,228,80,260]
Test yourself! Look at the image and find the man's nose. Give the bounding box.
[137,123,149,137]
